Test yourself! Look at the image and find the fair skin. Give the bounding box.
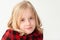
[19,8,36,35]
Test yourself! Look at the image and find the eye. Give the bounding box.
[30,17,33,19]
[21,19,25,21]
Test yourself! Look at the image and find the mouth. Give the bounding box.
[25,27,32,29]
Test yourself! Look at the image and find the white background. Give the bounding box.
[0,0,60,40]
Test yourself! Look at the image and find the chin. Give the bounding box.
[24,28,35,35]
[25,30,34,35]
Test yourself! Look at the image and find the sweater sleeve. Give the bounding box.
[1,29,12,40]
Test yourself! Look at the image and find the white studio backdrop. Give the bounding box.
[0,0,60,40]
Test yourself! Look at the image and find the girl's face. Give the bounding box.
[19,8,36,35]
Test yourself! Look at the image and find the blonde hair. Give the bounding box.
[8,1,43,36]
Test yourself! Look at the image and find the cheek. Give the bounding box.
[19,23,25,30]
[30,20,36,27]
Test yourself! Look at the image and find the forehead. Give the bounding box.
[18,8,35,18]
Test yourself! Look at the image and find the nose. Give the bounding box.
[26,20,30,25]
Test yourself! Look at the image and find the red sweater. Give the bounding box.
[1,29,43,40]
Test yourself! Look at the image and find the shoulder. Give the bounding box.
[34,31,43,40]
[2,29,20,36]
[4,29,13,35]
[1,29,20,40]
[1,29,12,40]
[3,29,12,36]
[5,29,12,33]
[33,29,43,38]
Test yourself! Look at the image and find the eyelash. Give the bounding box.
[30,17,33,19]
[21,19,24,21]
[21,17,33,21]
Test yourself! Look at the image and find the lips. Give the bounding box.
[25,27,32,29]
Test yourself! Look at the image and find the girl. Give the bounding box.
[1,1,43,40]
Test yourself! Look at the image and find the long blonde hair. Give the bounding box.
[8,1,43,36]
